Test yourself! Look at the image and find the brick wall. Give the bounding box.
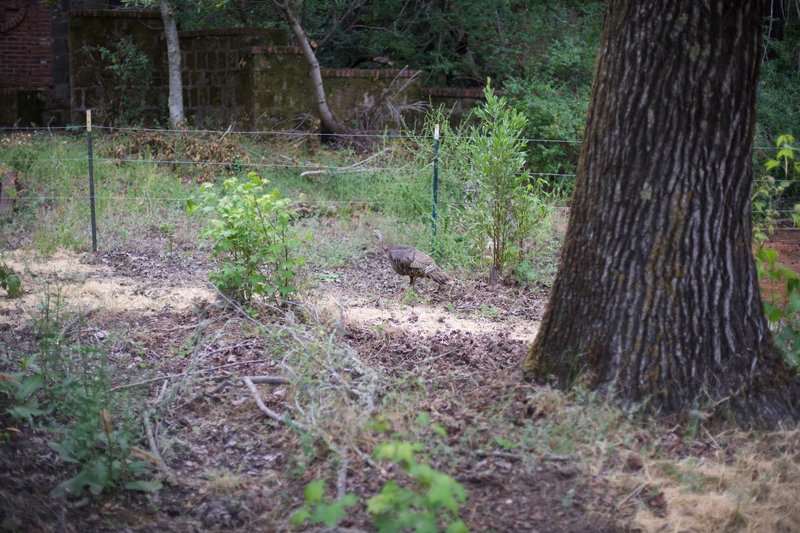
[0,0,54,90]
[1,5,482,128]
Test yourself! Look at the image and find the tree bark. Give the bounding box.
[275,0,350,135]
[523,0,800,428]
[160,0,185,127]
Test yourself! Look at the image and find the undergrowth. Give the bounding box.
[0,290,159,497]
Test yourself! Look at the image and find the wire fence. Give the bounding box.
[1,123,797,252]
[0,123,792,152]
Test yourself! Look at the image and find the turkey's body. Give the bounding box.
[373,230,451,287]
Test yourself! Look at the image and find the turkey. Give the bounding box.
[373,230,452,287]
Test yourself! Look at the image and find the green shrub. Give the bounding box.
[753,135,800,369]
[0,263,21,297]
[753,134,800,242]
[756,247,800,368]
[367,440,468,533]
[289,479,358,528]
[188,171,304,304]
[462,81,550,281]
[95,35,153,125]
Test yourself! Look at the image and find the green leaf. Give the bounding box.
[288,507,310,526]
[186,197,198,214]
[304,478,326,504]
[412,515,439,533]
[445,519,470,533]
[15,374,43,400]
[367,416,392,433]
[764,302,783,322]
[124,480,163,492]
[5,274,21,297]
[367,482,405,515]
[340,493,358,507]
[788,291,800,315]
[758,247,778,266]
[427,481,459,512]
[9,401,46,420]
[787,276,800,294]
[310,502,346,527]
[51,469,91,497]
[432,424,447,437]
[87,459,110,494]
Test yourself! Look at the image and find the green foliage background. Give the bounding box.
[172,1,799,195]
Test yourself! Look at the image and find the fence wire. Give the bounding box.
[0,124,791,151]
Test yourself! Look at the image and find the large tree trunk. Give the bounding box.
[275,0,349,135]
[160,0,185,127]
[523,0,800,428]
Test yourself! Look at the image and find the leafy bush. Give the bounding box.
[95,35,153,125]
[462,81,550,281]
[367,440,468,533]
[505,77,587,195]
[0,263,21,297]
[755,246,800,368]
[753,134,800,369]
[752,134,800,243]
[757,24,800,151]
[188,171,304,304]
[289,479,358,528]
[0,133,37,174]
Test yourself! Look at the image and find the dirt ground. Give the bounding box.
[1,227,800,532]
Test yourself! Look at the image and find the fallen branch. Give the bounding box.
[219,123,233,142]
[248,375,290,385]
[58,310,95,341]
[151,322,204,333]
[142,411,177,484]
[242,375,304,429]
[202,339,262,359]
[475,450,572,463]
[171,380,230,412]
[617,482,648,508]
[336,449,349,500]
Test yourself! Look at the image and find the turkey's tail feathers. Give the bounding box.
[428,267,453,285]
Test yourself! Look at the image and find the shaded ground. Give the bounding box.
[0,230,629,532]
[2,226,800,532]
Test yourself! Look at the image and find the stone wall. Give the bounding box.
[180,28,288,128]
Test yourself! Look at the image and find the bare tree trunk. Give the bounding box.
[274,0,349,135]
[523,0,800,428]
[160,0,185,127]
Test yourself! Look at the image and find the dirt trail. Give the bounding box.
[317,285,539,342]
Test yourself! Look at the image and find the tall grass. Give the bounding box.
[1,133,198,252]
[1,128,559,286]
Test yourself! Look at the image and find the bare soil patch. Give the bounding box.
[0,240,628,532]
